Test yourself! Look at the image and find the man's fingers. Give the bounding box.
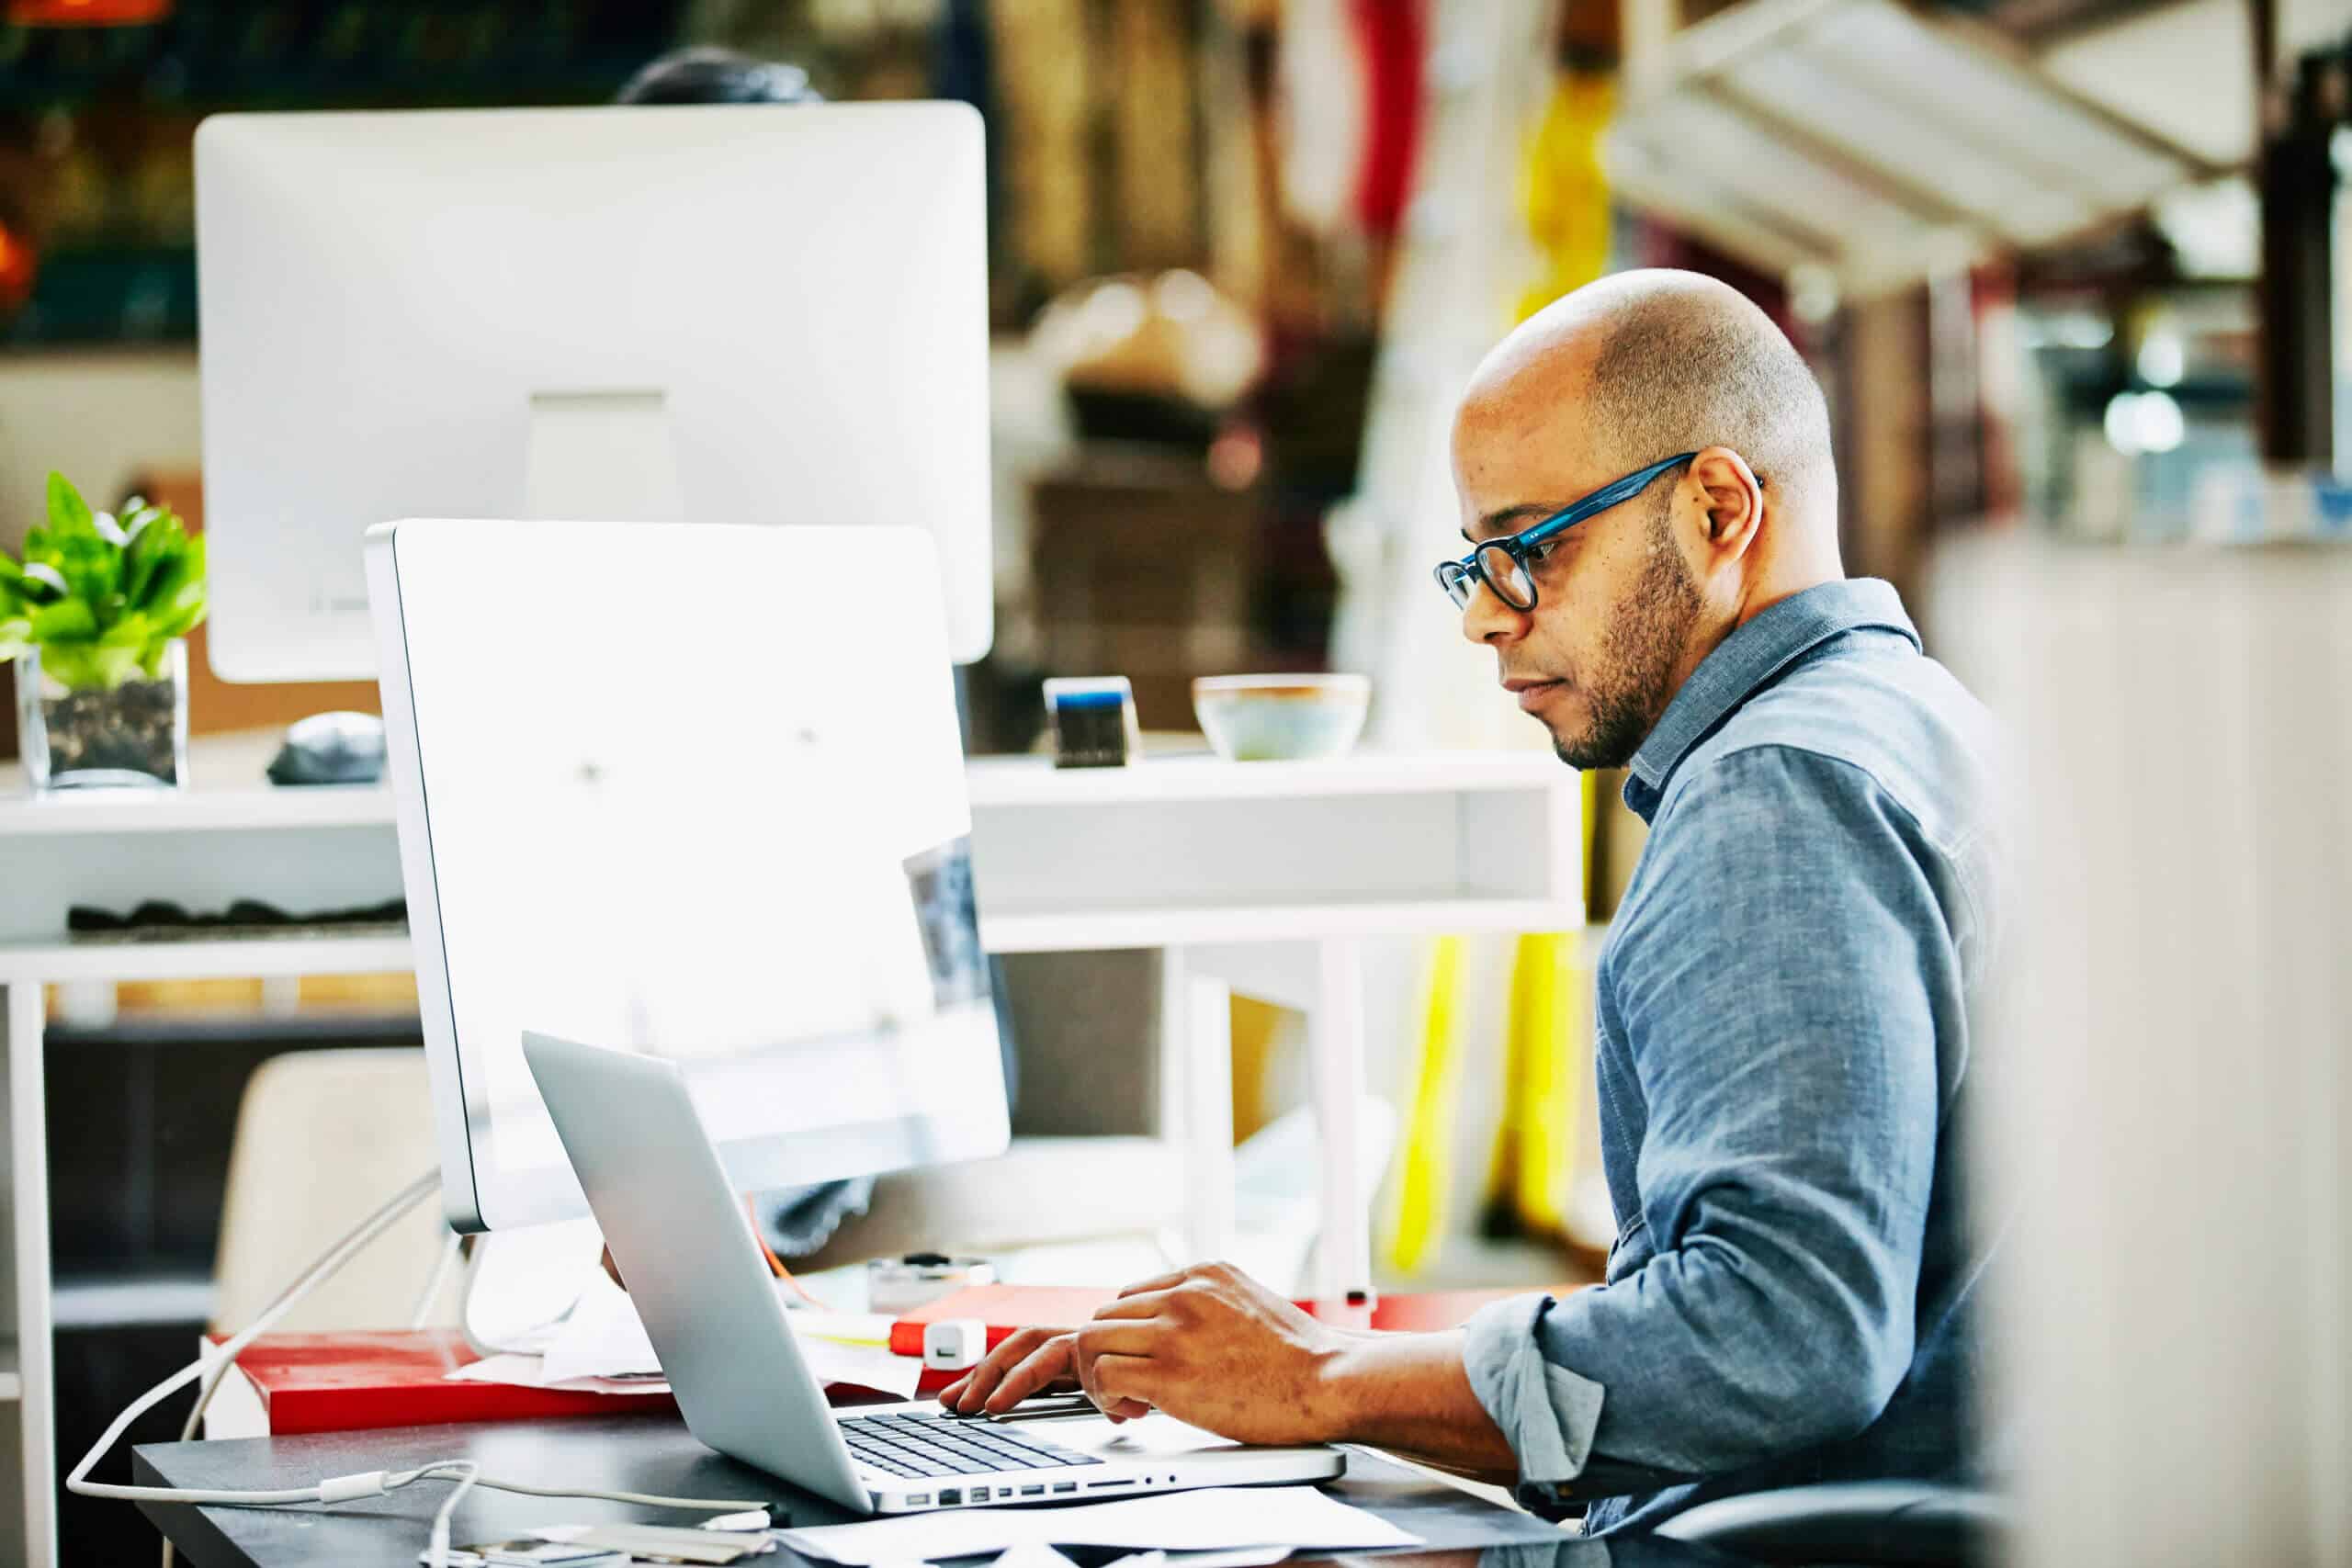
[1073,1318,1162,1361]
[978,1344,1077,1419]
[979,1335,1080,1414]
[944,1361,1001,1416]
[1070,1319,1160,1409]
[1115,1269,1188,1299]
[1085,1351,1164,1412]
[1093,1288,1180,1321]
[946,1326,1059,1414]
[1079,1351,1157,1418]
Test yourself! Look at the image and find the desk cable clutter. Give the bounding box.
[68,1171,786,1568]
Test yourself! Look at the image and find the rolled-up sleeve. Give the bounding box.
[1456,744,1952,1505]
[1461,1292,1605,1507]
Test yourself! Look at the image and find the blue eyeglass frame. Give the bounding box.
[1434,451,1699,612]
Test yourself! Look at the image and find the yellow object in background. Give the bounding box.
[101,971,419,1019]
[1514,68,1616,324]
[76,977,262,1018]
[1487,930,1586,1236]
[1228,993,1289,1145]
[1384,935,1466,1275]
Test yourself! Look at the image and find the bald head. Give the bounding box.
[1461,269,1837,533]
[1449,271,1846,771]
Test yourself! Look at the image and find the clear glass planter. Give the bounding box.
[15,638,189,790]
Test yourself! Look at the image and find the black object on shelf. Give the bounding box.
[66,898,406,942]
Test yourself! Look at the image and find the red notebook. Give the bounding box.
[207,1330,680,1437]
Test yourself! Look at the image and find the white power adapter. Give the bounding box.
[922,1317,988,1371]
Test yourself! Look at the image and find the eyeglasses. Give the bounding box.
[1433,452,1698,613]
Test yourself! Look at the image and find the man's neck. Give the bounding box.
[1660,565,1847,724]
[1734,566,1846,631]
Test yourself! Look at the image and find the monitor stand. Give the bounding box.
[525,389,685,521]
[457,1213,607,1359]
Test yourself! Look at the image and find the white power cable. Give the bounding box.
[412,1229,464,1329]
[82,1172,443,1505]
[81,1170,774,1568]
[420,1461,480,1566]
[161,1171,448,1568]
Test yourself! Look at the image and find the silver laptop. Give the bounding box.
[524,1032,1344,1515]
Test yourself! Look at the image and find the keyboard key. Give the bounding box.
[854,1444,958,1478]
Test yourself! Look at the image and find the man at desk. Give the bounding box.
[944,269,2006,1535]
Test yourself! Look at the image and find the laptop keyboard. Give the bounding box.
[843,1411,1107,1480]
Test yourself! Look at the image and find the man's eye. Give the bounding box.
[1523,541,1558,566]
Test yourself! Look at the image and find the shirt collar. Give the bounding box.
[1623,578,1919,820]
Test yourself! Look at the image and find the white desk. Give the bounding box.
[0,731,1579,1567]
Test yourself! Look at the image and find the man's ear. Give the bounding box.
[1689,446,1763,558]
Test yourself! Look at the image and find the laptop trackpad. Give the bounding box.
[1022,1412,1330,1463]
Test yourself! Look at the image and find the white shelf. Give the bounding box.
[0,782,392,837]
[0,729,393,837]
[965,750,1567,807]
[982,897,1584,953]
[0,749,1568,834]
[0,931,413,984]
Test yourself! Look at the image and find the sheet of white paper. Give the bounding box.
[795,1337,923,1400]
[533,1276,921,1398]
[445,1352,672,1395]
[1103,1549,1293,1568]
[536,1273,661,1381]
[779,1487,1418,1566]
[996,1544,1083,1568]
[789,1308,897,1347]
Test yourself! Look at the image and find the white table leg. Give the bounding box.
[1162,949,1235,1266]
[6,981,54,1568]
[1310,940,1372,1312]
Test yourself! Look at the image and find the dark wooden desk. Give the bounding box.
[130,1416,1587,1568]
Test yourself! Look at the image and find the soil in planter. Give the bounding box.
[39,677,180,784]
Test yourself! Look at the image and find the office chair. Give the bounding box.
[1657,1482,2007,1566]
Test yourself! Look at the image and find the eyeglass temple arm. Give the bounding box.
[1517,451,1701,551]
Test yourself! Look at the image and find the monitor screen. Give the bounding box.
[369,517,1009,1232]
[198,102,992,679]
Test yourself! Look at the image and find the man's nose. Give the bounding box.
[1458,578,1527,646]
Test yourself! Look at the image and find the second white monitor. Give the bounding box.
[368,517,1010,1234]
[196,101,992,680]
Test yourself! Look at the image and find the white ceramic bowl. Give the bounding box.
[1191,674,1371,761]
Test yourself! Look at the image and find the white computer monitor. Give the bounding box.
[367,516,1010,1234]
[196,102,992,680]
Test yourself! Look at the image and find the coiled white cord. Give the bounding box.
[74,1170,772,1568]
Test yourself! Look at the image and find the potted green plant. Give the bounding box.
[0,472,207,790]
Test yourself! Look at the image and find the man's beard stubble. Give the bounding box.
[1551,503,1701,773]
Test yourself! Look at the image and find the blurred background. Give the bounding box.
[0,0,2348,1558]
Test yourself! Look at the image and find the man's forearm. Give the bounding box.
[1317,1329,1521,1483]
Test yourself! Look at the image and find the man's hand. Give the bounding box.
[936,1326,1149,1421]
[939,1260,1522,1483]
[940,1262,1351,1445]
[1070,1262,1355,1445]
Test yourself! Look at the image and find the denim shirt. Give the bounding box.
[1458,578,2007,1535]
